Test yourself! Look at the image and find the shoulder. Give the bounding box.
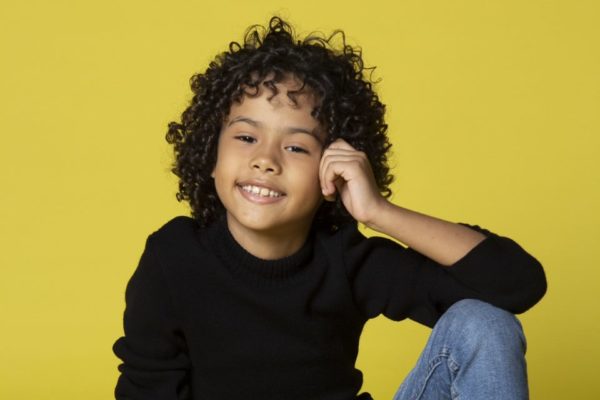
[147,215,200,244]
[152,215,199,239]
[145,215,202,256]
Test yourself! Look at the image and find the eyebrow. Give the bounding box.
[227,116,323,144]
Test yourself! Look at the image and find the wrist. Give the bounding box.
[362,198,396,233]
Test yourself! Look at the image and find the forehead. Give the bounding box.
[225,77,324,129]
[235,75,319,109]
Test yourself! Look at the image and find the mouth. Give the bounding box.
[237,183,285,198]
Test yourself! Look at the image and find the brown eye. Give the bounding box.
[285,145,308,154]
[234,135,256,143]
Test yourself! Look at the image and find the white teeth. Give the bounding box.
[241,185,282,198]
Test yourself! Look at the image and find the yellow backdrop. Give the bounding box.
[1,0,598,398]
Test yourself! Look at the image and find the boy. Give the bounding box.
[113,17,546,399]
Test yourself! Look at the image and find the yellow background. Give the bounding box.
[1,0,598,398]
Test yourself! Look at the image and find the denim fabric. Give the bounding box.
[392,299,528,400]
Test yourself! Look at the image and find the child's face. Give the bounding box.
[212,78,326,246]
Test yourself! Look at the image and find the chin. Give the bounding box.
[230,214,278,232]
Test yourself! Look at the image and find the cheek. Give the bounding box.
[211,156,231,191]
[211,159,222,180]
[211,143,222,179]
[212,143,234,180]
[294,160,322,191]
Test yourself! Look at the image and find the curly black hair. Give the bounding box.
[166,16,393,231]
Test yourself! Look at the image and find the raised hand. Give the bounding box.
[319,139,387,225]
[319,139,486,265]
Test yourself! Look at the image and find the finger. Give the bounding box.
[320,143,366,198]
[319,158,339,197]
[320,139,358,171]
[322,148,359,159]
[322,146,367,165]
[326,138,355,151]
[320,152,367,183]
[321,159,355,197]
[323,188,337,202]
[319,154,358,196]
[324,176,344,202]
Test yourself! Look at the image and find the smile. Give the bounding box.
[239,184,284,198]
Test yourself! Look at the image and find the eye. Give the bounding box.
[285,145,309,154]
[234,135,256,143]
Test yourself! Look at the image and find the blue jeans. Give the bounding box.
[392,299,528,400]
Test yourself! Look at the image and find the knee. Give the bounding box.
[438,299,527,353]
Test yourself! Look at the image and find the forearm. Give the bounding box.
[366,201,486,266]
[319,139,487,266]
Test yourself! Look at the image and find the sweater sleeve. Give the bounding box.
[113,234,191,399]
[343,223,547,328]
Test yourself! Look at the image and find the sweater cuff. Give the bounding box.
[445,229,547,313]
[446,223,502,286]
[448,235,500,277]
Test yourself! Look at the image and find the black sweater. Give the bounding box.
[113,216,546,400]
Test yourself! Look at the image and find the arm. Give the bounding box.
[113,235,191,399]
[341,222,546,327]
[320,139,547,320]
[365,203,486,266]
[320,139,485,266]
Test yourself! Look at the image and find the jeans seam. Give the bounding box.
[448,353,460,400]
[409,347,451,400]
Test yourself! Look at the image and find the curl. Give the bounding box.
[166,16,393,230]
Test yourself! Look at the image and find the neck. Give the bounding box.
[226,217,312,260]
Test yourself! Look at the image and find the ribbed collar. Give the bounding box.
[204,217,316,285]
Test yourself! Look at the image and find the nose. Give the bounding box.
[249,146,281,174]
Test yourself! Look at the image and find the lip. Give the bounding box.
[236,179,286,194]
[235,179,286,204]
